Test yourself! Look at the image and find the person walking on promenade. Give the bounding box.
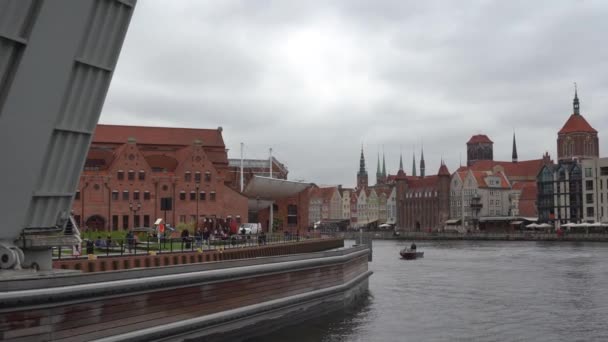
[126,230,135,253]
[195,227,203,249]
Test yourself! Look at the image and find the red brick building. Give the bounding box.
[394,159,451,231]
[556,89,599,161]
[72,124,248,231]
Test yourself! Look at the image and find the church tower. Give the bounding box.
[412,152,417,177]
[466,134,493,166]
[357,145,368,189]
[557,84,599,161]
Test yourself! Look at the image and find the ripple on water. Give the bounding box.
[256,240,608,342]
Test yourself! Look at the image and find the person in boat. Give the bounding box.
[410,242,417,251]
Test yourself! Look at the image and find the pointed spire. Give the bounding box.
[412,151,417,177]
[376,151,381,177]
[359,144,366,173]
[573,82,580,115]
[399,153,404,171]
[512,132,518,163]
[420,145,426,178]
[382,149,386,177]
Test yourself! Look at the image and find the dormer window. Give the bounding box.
[205,171,211,182]
[117,170,124,180]
[185,171,191,182]
[138,170,145,181]
[195,171,201,182]
[128,170,135,181]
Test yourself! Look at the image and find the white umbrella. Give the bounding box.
[561,223,575,227]
[379,223,392,228]
[537,223,553,228]
[526,223,538,228]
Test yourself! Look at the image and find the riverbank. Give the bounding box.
[341,231,608,242]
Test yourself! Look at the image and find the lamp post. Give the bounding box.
[196,182,200,230]
[129,202,141,229]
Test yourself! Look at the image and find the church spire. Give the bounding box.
[376,151,381,182]
[399,153,404,171]
[420,146,426,178]
[359,144,366,173]
[573,82,580,115]
[412,151,417,177]
[382,150,386,177]
[512,132,518,163]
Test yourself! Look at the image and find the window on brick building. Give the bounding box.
[586,180,594,191]
[185,171,191,182]
[123,190,129,201]
[210,191,216,201]
[179,191,186,200]
[133,190,140,200]
[190,191,196,201]
[75,191,80,200]
[205,171,211,182]
[139,170,145,181]
[236,215,241,224]
[190,215,196,223]
[128,170,135,181]
[179,215,186,223]
[199,191,205,201]
[112,215,118,230]
[144,191,150,200]
[143,215,150,227]
[195,171,201,182]
[134,215,140,227]
[122,215,129,229]
[287,205,298,225]
[117,170,124,180]
[112,190,119,201]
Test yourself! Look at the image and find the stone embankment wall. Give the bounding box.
[342,231,608,242]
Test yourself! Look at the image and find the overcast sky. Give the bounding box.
[100,0,608,187]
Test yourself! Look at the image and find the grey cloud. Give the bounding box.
[102,0,608,187]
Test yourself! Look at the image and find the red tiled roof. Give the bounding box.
[407,175,439,189]
[319,187,337,201]
[518,182,538,217]
[438,163,450,176]
[93,124,226,147]
[460,159,545,179]
[467,134,493,144]
[558,114,597,134]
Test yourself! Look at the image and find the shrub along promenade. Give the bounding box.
[341,230,608,242]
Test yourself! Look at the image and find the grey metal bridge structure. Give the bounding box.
[0,0,136,271]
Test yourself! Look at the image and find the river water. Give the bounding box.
[253,240,608,342]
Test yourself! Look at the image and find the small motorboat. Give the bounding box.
[400,248,424,260]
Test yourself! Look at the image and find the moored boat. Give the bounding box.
[400,249,424,260]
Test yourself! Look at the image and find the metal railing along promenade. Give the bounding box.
[53,232,329,260]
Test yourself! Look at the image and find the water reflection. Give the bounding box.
[246,292,373,342]
[257,240,608,342]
